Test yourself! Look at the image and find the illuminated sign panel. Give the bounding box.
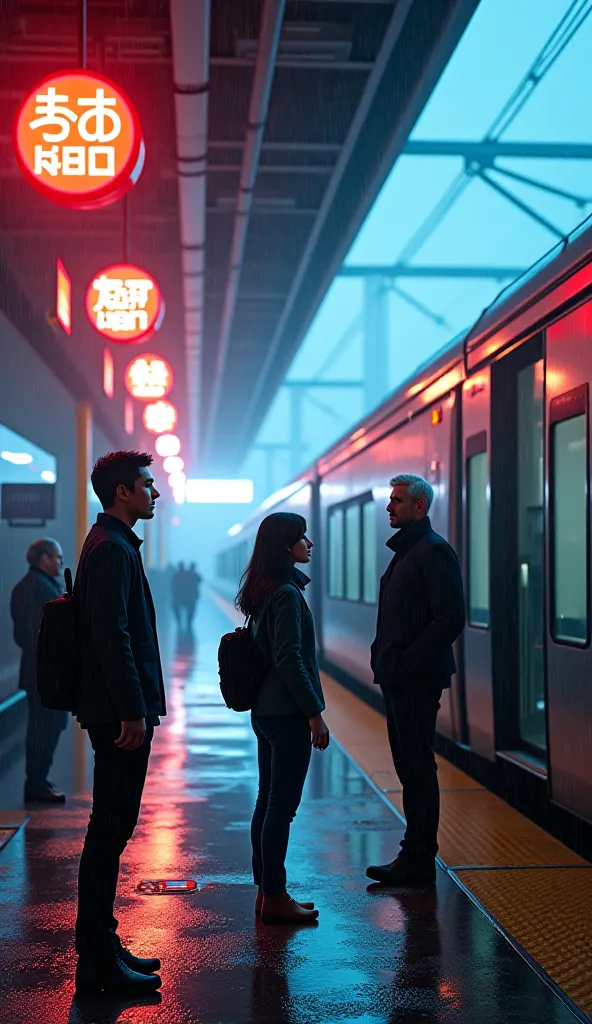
[143,401,177,435]
[86,264,163,343]
[56,259,71,335]
[124,398,134,435]
[185,479,254,504]
[155,434,180,457]
[125,354,173,399]
[14,71,144,208]
[103,348,114,398]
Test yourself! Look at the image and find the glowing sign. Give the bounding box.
[56,259,71,335]
[143,401,177,435]
[86,264,164,344]
[163,456,184,474]
[124,398,134,435]
[125,354,173,400]
[185,479,254,504]
[103,348,114,398]
[155,434,180,457]
[14,70,144,209]
[168,470,186,489]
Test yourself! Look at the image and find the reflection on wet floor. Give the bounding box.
[0,598,581,1023]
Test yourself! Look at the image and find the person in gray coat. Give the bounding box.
[237,512,329,926]
[10,538,67,803]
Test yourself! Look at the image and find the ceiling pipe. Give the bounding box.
[204,0,287,465]
[169,0,210,472]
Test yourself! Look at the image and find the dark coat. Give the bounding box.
[251,568,325,720]
[10,568,63,693]
[74,513,166,727]
[371,516,465,690]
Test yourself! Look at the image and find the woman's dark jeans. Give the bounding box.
[251,714,312,896]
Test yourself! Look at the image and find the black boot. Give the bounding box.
[75,953,162,995]
[114,934,161,975]
[366,855,436,887]
[24,783,66,804]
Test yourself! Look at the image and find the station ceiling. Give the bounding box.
[0,0,479,470]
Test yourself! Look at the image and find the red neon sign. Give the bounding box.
[125,354,173,400]
[56,258,71,335]
[143,401,177,435]
[14,70,144,209]
[86,264,164,344]
[103,348,114,398]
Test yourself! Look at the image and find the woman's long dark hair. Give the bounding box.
[236,512,307,617]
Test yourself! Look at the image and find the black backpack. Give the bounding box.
[218,617,270,712]
[36,567,79,713]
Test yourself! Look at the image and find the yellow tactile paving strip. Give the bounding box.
[455,868,592,1018]
[322,672,592,1019]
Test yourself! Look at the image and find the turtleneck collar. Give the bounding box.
[386,515,432,557]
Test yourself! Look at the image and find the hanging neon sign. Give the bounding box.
[125,354,173,400]
[86,264,164,344]
[14,70,145,208]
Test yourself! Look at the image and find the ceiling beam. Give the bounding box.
[338,264,526,279]
[403,140,592,161]
[207,163,333,175]
[211,56,372,71]
[209,140,341,152]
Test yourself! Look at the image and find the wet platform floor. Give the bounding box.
[0,598,585,1024]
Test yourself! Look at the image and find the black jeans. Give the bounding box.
[251,715,312,896]
[75,722,154,958]
[382,684,442,862]
[24,688,67,791]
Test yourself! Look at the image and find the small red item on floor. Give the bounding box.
[137,879,197,894]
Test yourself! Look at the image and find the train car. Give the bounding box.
[214,220,592,854]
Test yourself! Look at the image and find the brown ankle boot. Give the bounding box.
[261,892,319,925]
[255,889,314,916]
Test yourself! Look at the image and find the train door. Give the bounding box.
[462,367,495,760]
[490,334,546,767]
[545,304,592,823]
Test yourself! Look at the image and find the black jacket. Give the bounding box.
[251,568,325,719]
[10,568,63,693]
[74,513,166,727]
[371,516,465,689]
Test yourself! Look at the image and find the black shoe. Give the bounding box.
[24,784,66,803]
[75,954,162,996]
[114,934,161,975]
[366,856,436,887]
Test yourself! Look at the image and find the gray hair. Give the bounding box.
[389,474,434,513]
[26,538,59,568]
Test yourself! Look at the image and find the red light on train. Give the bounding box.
[431,407,443,426]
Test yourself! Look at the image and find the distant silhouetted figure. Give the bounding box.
[10,538,67,803]
[171,561,202,629]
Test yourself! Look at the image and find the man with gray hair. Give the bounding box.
[10,538,67,803]
[367,473,465,886]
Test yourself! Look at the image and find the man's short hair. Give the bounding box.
[389,473,434,513]
[26,538,59,568]
[91,451,153,509]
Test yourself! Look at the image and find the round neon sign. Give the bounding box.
[155,434,180,457]
[143,401,177,435]
[86,264,164,344]
[14,70,145,209]
[125,354,173,400]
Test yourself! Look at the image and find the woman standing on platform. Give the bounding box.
[237,512,329,925]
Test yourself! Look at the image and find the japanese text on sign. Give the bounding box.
[15,72,144,208]
[94,275,154,334]
[126,355,173,400]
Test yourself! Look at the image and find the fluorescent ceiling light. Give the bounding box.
[261,480,303,510]
[41,470,57,483]
[227,523,243,537]
[186,479,253,504]
[1,451,33,465]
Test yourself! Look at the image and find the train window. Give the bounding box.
[467,447,490,627]
[328,508,344,598]
[345,504,361,601]
[362,501,377,603]
[551,402,588,646]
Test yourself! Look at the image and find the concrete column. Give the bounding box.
[75,403,92,562]
[290,386,304,479]
[363,276,389,414]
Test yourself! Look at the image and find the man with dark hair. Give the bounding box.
[74,451,166,996]
[10,537,67,803]
[366,474,465,887]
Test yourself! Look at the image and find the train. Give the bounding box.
[214,218,592,858]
